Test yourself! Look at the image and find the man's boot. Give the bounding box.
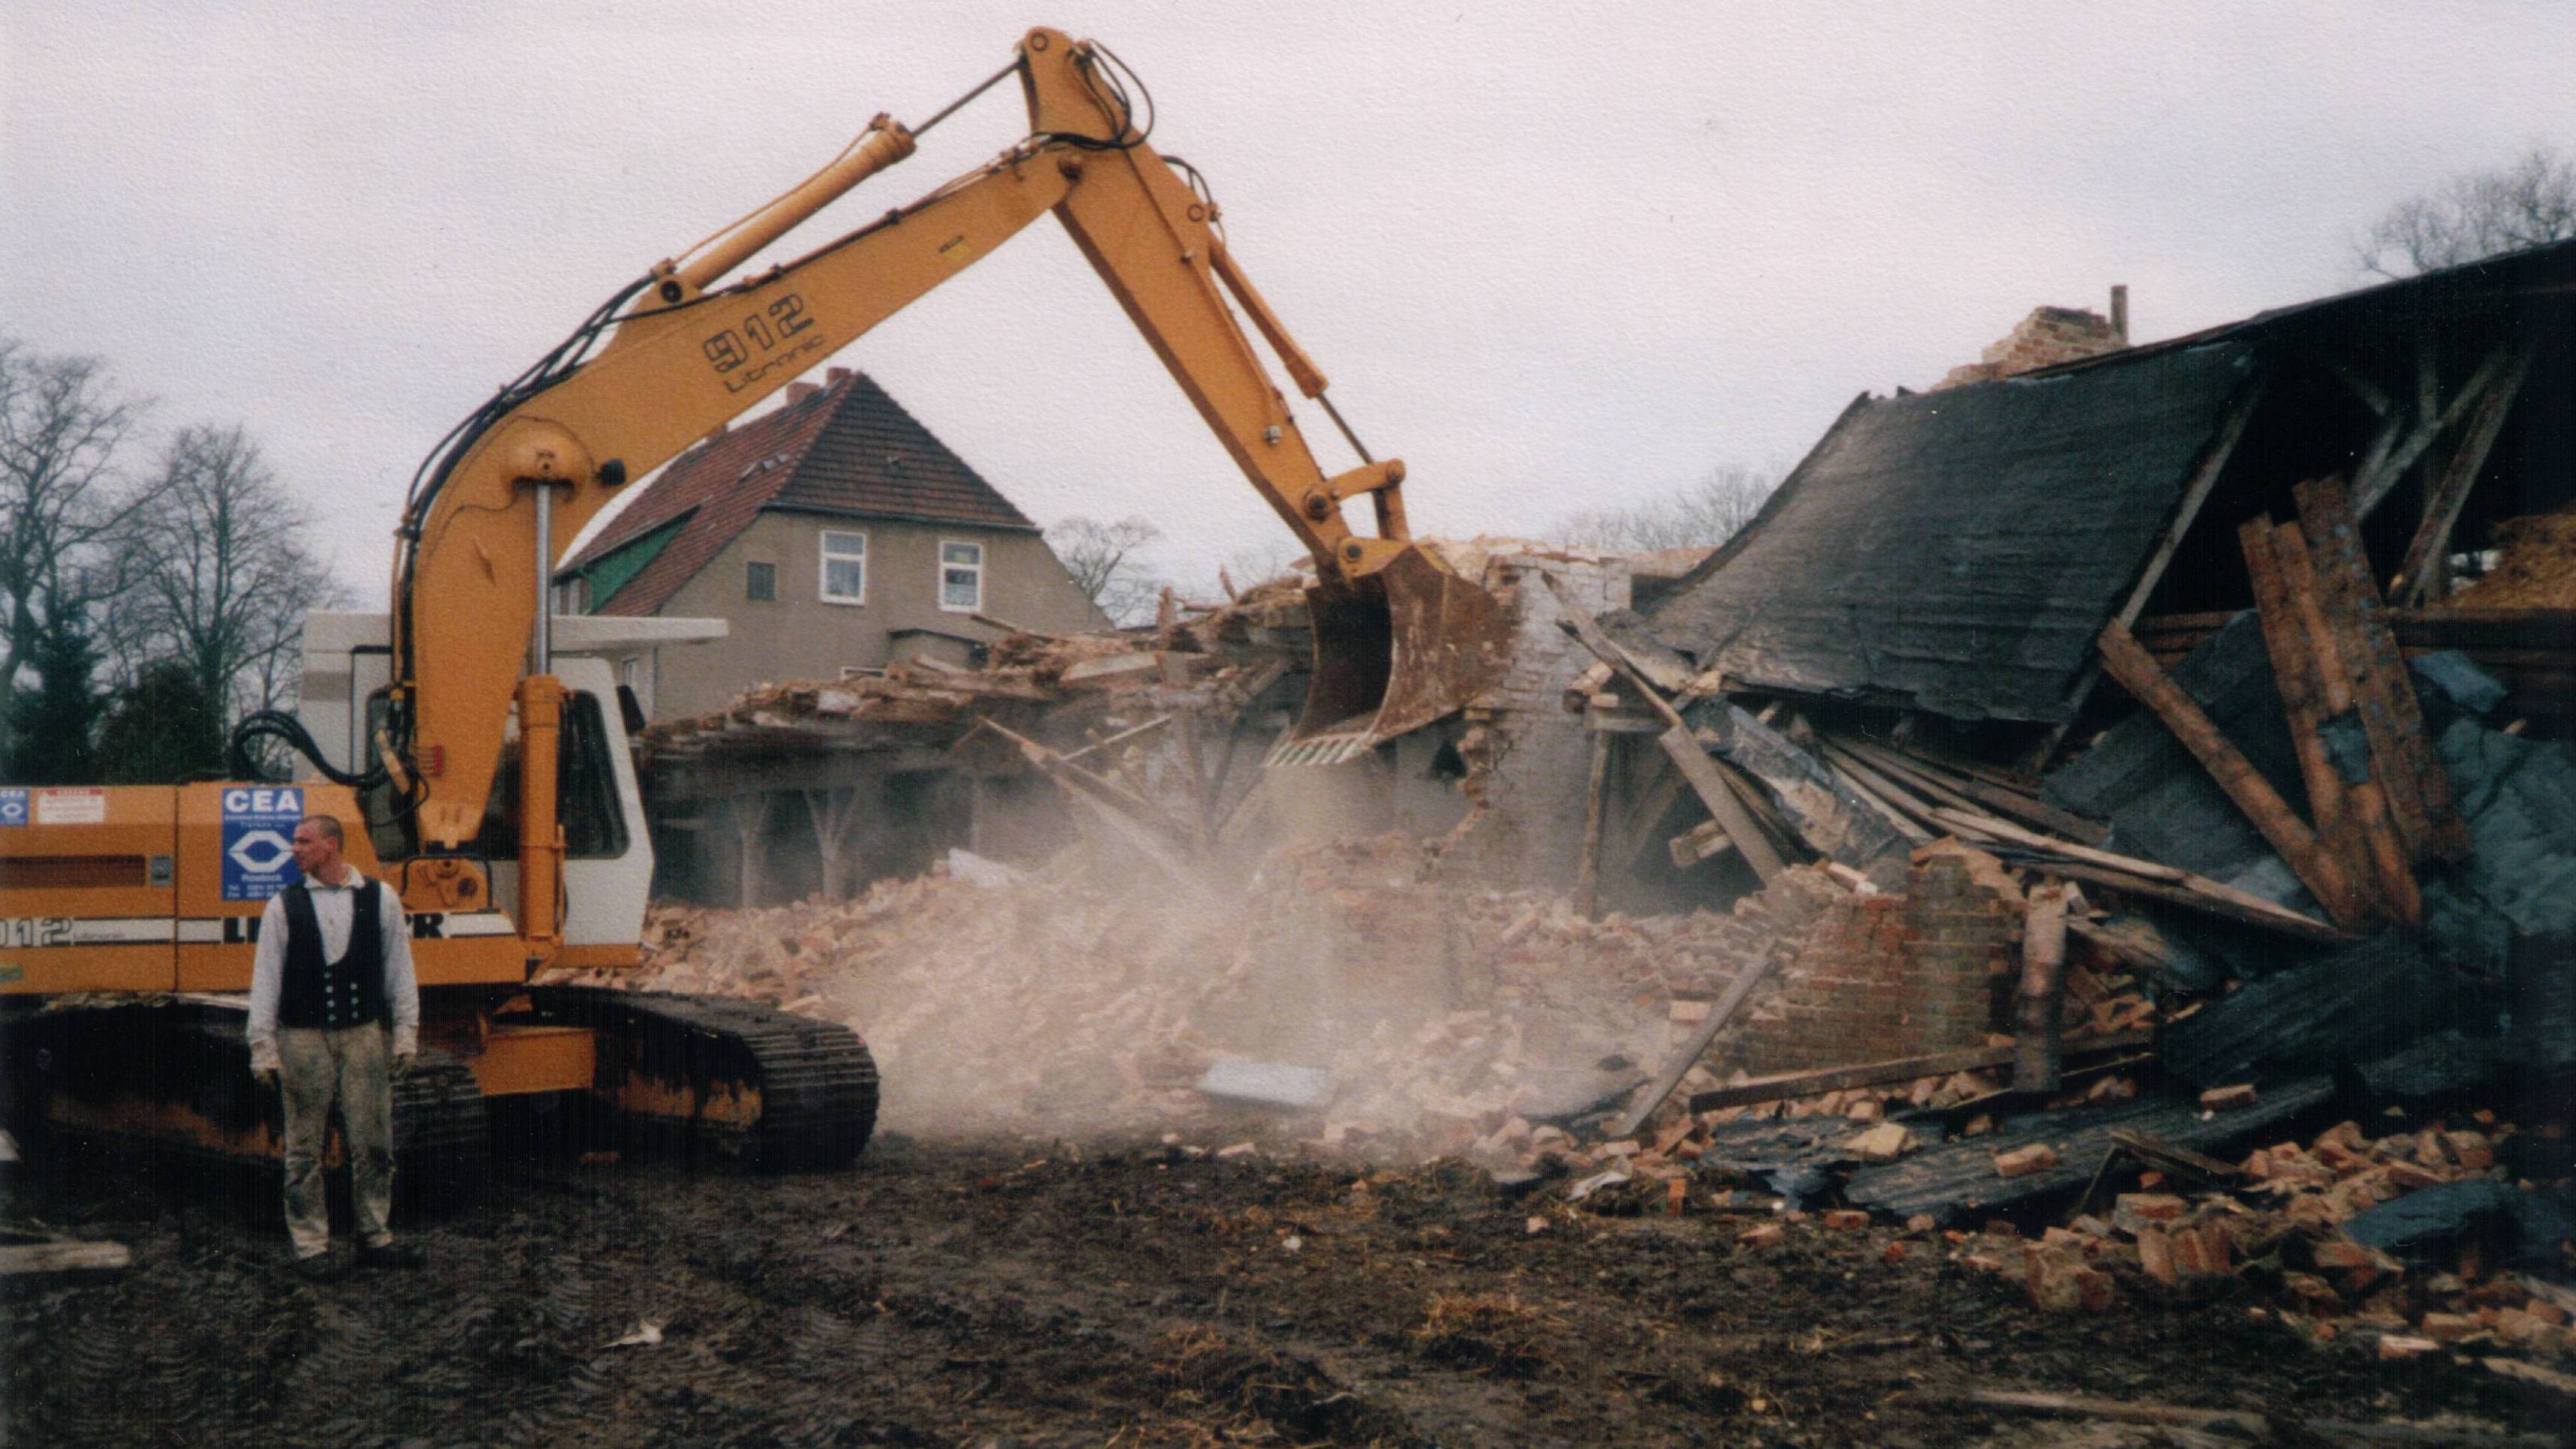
[357,1241,424,1270]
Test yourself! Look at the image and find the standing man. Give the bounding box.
[246,813,425,1281]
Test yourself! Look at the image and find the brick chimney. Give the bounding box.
[1933,298,2128,391]
[786,380,821,404]
[827,366,854,386]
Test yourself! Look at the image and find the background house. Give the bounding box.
[556,366,1107,720]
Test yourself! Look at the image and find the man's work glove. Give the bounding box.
[251,1062,280,1090]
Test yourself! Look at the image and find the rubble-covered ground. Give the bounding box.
[5,1131,2564,1448]
[544,834,1692,1150]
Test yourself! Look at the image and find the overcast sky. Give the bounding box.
[7,2,2571,603]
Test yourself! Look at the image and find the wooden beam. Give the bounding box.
[2013,882,2070,1093]
[0,1240,131,1276]
[1160,654,1214,846]
[1683,1030,2154,1114]
[1607,948,1785,1139]
[2046,377,2266,745]
[2271,523,2420,925]
[1656,727,1786,883]
[1542,572,1783,882]
[2036,858,2353,944]
[2115,379,2265,636]
[1575,729,1612,917]
[1667,819,1737,868]
[2238,518,2373,908]
[2354,338,2521,516]
[1610,750,1689,870]
[2295,476,2469,861]
[2096,621,2370,932]
[1815,740,1955,836]
[1814,753,1934,845]
[2396,341,2532,606]
[1869,738,2110,845]
[1925,805,2352,942]
[974,717,1201,846]
[1695,708,1907,867]
[1058,714,1172,766]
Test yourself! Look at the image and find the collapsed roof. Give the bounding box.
[1647,341,2258,723]
[1646,236,2576,726]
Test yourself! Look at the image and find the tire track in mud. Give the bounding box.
[5,1141,2529,1448]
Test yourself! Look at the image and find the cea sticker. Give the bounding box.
[221,786,305,902]
[0,789,25,828]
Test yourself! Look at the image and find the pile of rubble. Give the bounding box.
[546,832,1698,1144]
[638,574,1312,761]
[2452,504,2576,609]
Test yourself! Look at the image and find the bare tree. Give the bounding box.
[2361,145,2576,278]
[1046,514,1166,625]
[0,339,156,691]
[1549,463,1780,554]
[111,425,347,720]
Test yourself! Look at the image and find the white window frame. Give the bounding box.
[937,538,984,614]
[818,529,868,605]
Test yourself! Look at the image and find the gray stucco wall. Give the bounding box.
[639,510,1108,720]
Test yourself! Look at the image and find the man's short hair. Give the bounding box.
[298,814,344,846]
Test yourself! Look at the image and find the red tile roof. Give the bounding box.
[563,369,1037,617]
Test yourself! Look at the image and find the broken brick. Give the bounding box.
[1993,1143,2058,1179]
[2199,1084,2258,1112]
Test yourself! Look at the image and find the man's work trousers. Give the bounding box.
[277,1024,396,1259]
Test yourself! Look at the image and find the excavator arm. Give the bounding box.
[391,26,1506,855]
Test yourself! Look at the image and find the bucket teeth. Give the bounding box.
[1263,730,1379,768]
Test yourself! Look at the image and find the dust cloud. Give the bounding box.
[592,830,1684,1156]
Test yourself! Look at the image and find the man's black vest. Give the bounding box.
[275,877,390,1031]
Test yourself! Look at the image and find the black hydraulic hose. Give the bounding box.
[227,709,389,790]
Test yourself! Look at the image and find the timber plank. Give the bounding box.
[2238,518,2373,917]
[2272,524,2419,925]
[2295,476,2469,861]
[2096,622,2367,932]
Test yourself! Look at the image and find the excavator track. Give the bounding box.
[0,998,488,1213]
[524,987,877,1171]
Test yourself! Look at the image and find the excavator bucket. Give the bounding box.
[1268,546,1512,766]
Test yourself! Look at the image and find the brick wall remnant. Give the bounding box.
[1935,304,2127,391]
[1432,544,1634,889]
[1670,851,2022,1075]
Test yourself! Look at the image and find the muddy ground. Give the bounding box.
[2,1132,2559,1448]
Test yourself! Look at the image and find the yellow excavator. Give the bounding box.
[0,28,1507,1196]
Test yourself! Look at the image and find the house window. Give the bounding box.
[939,540,983,612]
[552,577,587,615]
[746,560,778,601]
[819,530,866,603]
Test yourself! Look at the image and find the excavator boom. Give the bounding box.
[392,27,1507,848]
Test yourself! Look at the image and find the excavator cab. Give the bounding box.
[1280,549,1513,766]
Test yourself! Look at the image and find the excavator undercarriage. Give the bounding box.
[1,989,875,1200]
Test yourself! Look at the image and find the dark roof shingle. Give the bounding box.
[1645,341,2259,723]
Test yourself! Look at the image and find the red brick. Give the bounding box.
[2199,1084,2258,1112]
[1994,1144,2058,1178]
[2135,1228,2177,1285]
[2418,1312,2479,1342]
